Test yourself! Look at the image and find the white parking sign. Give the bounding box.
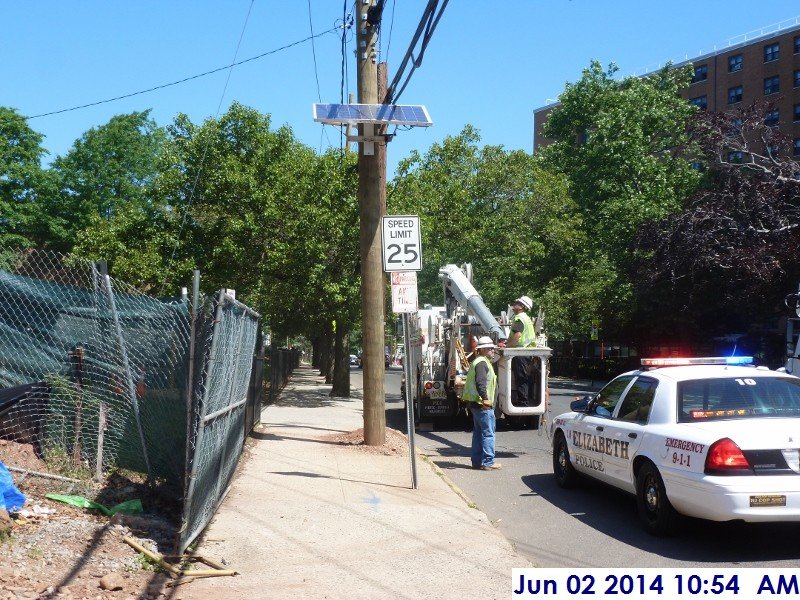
[382,215,422,272]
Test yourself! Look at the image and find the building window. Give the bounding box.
[794,104,800,122]
[795,35,800,54]
[728,85,743,104]
[728,54,743,72]
[727,151,743,163]
[794,139,800,156]
[764,76,780,95]
[765,110,780,126]
[689,95,707,110]
[764,43,780,62]
[731,118,743,132]
[691,64,708,83]
[795,70,800,88]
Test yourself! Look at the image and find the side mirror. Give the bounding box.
[570,394,593,413]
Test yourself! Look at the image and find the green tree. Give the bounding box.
[46,111,165,252]
[0,107,50,249]
[390,126,582,334]
[537,61,702,336]
[265,149,360,394]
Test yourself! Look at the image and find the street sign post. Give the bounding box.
[382,215,422,489]
[382,215,422,272]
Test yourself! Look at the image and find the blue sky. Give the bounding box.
[4,1,800,178]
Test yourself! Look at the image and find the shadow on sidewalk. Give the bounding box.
[250,430,351,445]
[269,470,409,489]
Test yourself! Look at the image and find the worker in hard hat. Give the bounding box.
[508,295,536,407]
[463,336,501,470]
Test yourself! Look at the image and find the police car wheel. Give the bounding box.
[552,431,578,488]
[635,461,680,536]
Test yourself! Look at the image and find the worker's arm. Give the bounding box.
[508,316,524,347]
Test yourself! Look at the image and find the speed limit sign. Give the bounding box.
[382,215,422,272]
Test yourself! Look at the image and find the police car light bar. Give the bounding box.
[641,356,754,367]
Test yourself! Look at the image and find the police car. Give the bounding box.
[550,357,800,535]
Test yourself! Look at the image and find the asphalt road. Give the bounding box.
[352,366,800,569]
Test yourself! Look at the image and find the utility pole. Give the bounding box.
[357,0,386,445]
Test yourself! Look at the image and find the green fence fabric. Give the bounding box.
[0,250,269,553]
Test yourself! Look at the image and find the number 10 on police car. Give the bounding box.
[382,215,422,272]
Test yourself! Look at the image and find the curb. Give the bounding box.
[418,452,478,509]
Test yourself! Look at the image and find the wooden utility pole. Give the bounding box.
[357,0,386,445]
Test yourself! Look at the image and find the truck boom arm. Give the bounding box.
[438,264,507,342]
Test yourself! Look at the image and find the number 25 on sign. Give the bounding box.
[382,215,422,272]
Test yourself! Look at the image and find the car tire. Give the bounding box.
[552,431,578,488]
[635,461,680,536]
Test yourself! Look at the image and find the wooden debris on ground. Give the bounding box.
[123,535,237,587]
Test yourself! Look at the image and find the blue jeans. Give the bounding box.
[470,405,496,467]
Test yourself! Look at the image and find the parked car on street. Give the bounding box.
[349,354,359,367]
[550,356,800,535]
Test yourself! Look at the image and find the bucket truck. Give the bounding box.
[404,264,551,429]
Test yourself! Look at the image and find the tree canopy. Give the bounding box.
[0,107,51,249]
[535,61,703,337]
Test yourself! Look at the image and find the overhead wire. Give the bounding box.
[20,24,341,122]
[307,0,332,151]
[384,0,397,67]
[385,0,450,104]
[339,0,349,151]
[159,0,256,294]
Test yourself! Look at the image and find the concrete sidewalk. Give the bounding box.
[183,364,532,599]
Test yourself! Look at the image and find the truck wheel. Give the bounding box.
[635,461,680,536]
[552,431,578,488]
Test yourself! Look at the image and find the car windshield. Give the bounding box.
[678,376,800,422]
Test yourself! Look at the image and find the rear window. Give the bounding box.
[678,376,800,422]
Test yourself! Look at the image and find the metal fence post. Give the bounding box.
[104,274,153,482]
[178,288,226,552]
[183,270,200,498]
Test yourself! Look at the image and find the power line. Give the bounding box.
[385,0,449,104]
[384,0,397,65]
[307,0,333,151]
[307,0,323,102]
[22,26,340,122]
[159,0,256,295]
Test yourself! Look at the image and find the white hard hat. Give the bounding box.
[475,336,496,349]
[515,295,533,311]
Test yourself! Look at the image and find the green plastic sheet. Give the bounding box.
[45,493,143,516]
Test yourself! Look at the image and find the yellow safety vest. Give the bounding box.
[512,311,536,347]
[462,355,497,406]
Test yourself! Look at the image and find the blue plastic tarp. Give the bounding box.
[0,460,26,512]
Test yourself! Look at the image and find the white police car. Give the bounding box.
[550,357,800,535]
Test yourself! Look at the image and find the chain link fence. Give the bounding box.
[178,289,260,552]
[0,249,283,554]
[265,346,301,403]
[0,250,191,483]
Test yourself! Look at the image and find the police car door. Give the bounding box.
[601,376,658,492]
[569,375,636,485]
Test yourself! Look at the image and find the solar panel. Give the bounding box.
[312,103,432,127]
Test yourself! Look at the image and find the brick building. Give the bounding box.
[533,21,800,155]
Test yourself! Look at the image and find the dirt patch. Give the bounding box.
[321,427,409,456]
[1,440,181,599]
